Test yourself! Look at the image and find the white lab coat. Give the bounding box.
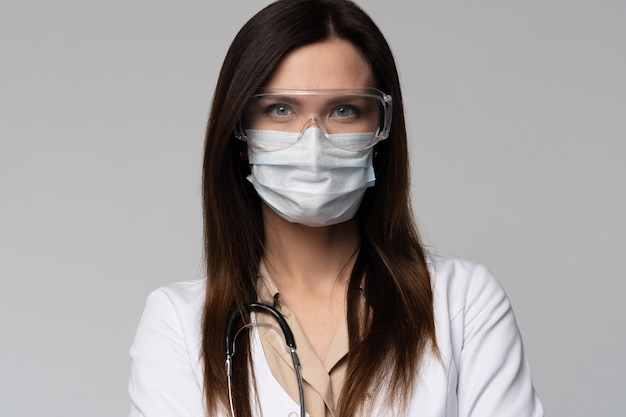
[128,254,544,417]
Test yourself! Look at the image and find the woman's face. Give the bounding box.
[263,39,376,91]
[247,39,380,228]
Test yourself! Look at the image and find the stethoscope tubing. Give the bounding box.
[224,303,306,417]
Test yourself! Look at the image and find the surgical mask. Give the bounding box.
[246,127,376,227]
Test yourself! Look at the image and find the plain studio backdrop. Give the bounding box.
[1,0,624,416]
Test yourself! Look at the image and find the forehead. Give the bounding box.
[263,39,376,90]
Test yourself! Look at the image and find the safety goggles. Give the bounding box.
[234,88,392,151]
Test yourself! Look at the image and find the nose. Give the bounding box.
[302,117,323,130]
[298,117,328,140]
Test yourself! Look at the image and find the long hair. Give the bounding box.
[201,1,436,415]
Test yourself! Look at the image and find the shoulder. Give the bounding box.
[426,252,509,318]
[425,252,518,364]
[144,278,207,315]
[426,252,516,348]
[131,279,207,368]
[139,279,207,334]
[427,252,498,288]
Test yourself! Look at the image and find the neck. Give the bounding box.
[261,204,360,293]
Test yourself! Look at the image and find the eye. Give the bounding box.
[331,105,360,118]
[266,103,295,117]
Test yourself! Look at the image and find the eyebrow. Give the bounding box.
[255,94,369,109]
[325,95,369,106]
[255,95,302,107]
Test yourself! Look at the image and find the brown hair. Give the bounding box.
[201,0,436,415]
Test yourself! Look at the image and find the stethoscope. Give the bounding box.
[225,303,306,417]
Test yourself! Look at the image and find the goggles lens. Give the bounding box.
[235,89,392,151]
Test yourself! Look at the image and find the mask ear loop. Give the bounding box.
[237,140,248,160]
[234,118,247,141]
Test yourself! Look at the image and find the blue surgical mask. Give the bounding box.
[246,127,376,227]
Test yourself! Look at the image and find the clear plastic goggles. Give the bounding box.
[234,88,392,151]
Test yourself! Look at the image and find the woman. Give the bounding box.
[128,1,543,416]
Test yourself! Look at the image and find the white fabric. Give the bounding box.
[246,128,375,227]
[128,254,544,417]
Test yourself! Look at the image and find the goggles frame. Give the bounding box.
[234,88,393,146]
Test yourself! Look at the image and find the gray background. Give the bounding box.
[1,0,624,416]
